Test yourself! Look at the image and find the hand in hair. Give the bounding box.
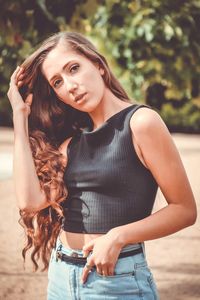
[7,66,33,117]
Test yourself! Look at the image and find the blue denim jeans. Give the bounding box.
[47,237,159,300]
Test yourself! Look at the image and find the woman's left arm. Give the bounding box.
[81,108,197,283]
[110,107,197,246]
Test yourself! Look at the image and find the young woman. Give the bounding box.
[7,32,196,300]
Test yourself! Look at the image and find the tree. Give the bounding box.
[1,0,200,132]
[0,0,96,125]
[89,0,200,132]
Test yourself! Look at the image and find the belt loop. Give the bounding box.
[56,250,62,262]
[56,244,62,262]
[141,242,145,257]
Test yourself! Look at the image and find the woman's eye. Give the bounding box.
[53,79,62,88]
[70,64,79,74]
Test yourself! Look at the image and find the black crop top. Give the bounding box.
[62,104,158,233]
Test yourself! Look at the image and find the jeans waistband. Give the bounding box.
[55,235,145,257]
[56,247,143,266]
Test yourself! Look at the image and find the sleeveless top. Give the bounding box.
[62,104,158,233]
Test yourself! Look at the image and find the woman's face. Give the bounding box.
[42,43,106,112]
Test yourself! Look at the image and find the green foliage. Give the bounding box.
[91,1,200,105]
[0,0,200,133]
[0,0,97,125]
[160,101,200,133]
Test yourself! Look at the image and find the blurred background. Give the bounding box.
[0,0,200,299]
[1,0,200,131]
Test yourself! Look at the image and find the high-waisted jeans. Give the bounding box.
[47,237,159,300]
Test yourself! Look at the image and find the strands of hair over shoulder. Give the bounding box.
[19,31,130,271]
[19,130,68,271]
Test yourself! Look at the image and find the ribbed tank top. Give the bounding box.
[62,104,158,233]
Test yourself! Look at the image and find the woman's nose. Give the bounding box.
[67,80,78,93]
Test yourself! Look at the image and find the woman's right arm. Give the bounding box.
[7,67,48,212]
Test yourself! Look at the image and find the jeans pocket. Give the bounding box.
[92,267,141,297]
[94,256,136,279]
[94,269,135,279]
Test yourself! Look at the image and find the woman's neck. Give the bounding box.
[88,88,131,131]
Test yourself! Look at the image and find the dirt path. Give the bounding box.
[0,128,199,300]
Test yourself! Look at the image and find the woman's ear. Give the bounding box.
[95,62,105,76]
[99,67,105,76]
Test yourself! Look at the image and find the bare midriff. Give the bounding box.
[59,230,104,250]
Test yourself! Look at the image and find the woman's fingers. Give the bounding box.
[25,94,33,106]
[81,256,114,283]
[16,69,25,83]
[17,80,24,88]
[100,268,109,276]
[96,265,104,275]
[25,95,33,116]
[10,66,20,83]
[81,235,120,283]
[81,261,94,284]
[10,66,24,87]
[7,67,33,116]
[8,66,27,96]
[108,265,114,276]
[16,68,25,86]
[97,263,114,276]
[17,70,24,79]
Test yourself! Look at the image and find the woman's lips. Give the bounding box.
[74,93,87,103]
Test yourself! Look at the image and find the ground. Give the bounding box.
[0,127,199,300]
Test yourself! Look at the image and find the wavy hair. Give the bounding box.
[18,31,130,271]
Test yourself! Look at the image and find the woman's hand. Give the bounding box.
[81,231,123,284]
[7,66,33,117]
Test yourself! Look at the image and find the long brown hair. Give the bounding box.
[19,31,130,271]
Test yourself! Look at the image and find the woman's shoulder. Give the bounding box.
[129,106,173,168]
[130,106,168,138]
[58,137,73,158]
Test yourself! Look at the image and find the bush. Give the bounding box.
[160,102,200,133]
[1,0,200,133]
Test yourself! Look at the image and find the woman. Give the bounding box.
[7,32,197,300]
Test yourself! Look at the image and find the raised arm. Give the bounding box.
[7,67,48,212]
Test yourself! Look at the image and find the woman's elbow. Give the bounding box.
[184,204,197,227]
[16,194,49,213]
[18,202,50,213]
[17,201,39,213]
[189,208,197,226]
